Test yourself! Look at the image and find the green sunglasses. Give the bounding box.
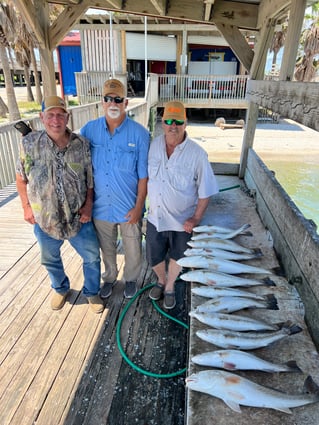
[164,119,185,126]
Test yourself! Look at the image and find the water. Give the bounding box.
[263,160,319,229]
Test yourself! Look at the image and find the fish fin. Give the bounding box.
[285,360,302,373]
[252,248,263,257]
[265,293,279,310]
[275,407,293,414]
[303,375,319,396]
[223,399,242,412]
[262,277,276,286]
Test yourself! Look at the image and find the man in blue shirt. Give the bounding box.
[81,79,150,299]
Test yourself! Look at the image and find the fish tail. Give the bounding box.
[272,265,286,276]
[281,320,303,335]
[265,294,279,310]
[285,360,302,373]
[252,248,263,257]
[262,277,276,286]
[303,376,319,397]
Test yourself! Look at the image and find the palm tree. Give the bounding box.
[269,28,286,73]
[294,21,319,81]
[294,3,319,81]
[14,12,42,104]
[0,2,20,121]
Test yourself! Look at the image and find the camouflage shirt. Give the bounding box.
[16,129,94,240]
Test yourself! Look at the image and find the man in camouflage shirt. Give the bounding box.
[16,96,104,314]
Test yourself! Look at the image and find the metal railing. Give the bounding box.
[158,74,249,105]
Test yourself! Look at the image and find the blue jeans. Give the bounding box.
[34,222,101,297]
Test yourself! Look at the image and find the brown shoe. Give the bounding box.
[87,295,104,314]
[164,291,176,309]
[51,291,69,310]
[149,283,165,300]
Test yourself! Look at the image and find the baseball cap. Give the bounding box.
[42,96,67,113]
[163,101,186,121]
[103,79,126,98]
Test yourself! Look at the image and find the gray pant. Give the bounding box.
[93,218,142,284]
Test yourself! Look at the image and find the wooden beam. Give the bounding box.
[279,0,307,81]
[239,17,275,177]
[247,80,319,131]
[150,0,166,16]
[257,0,291,29]
[50,0,91,47]
[214,22,254,72]
[212,0,258,29]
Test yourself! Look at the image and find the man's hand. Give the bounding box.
[125,207,141,224]
[23,204,36,224]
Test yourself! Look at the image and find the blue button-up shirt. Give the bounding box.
[81,115,150,222]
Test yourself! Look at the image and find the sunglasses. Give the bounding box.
[103,95,125,104]
[164,119,185,126]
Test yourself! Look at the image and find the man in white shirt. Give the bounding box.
[146,101,219,309]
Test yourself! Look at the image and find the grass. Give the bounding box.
[0,98,80,124]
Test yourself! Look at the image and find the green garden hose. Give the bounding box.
[116,283,189,378]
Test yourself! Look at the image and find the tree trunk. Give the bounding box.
[0,45,20,121]
[30,47,42,104]
[24,64,34,102]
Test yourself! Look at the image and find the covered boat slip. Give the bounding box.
[186,157,319,424]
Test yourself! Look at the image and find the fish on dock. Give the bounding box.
[196,321,302,350]
[185,370,319,413]
[191,285,265,300]
[189,311,279,331]
[184,247,263,261]
[188,238,255,254]
[177,256,272,275]
[179,269,275,287]
[193,223,252,239]
[191,349,302,373]
[193,294,278,314]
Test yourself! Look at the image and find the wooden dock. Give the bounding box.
[0,185,188,425]
[1,174,319,425]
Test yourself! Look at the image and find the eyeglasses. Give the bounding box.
[103,95,125,104]
[164,119,185,126]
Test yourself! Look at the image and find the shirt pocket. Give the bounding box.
[90,144,105,172]
[169,166,194,191]
[117,147,137,172]
[148,161,160,179]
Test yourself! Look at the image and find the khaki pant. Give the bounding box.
[93,219,142,283]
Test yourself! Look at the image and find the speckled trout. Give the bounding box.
[177,256,272,275]
[188,238,254,254]
[191,349,301,373]
[189,311,279,331]
[184,247,263,261]
[186,370,319,413]
[193,223,252,239]
[191,285,265,300]
[196,321,302,350]
[179,270,275,287]
[193,294,278,314]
